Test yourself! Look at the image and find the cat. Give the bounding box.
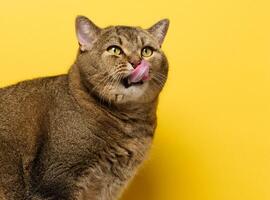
[0,15,169,200]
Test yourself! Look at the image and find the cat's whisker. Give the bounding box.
[152,74,166,84]
[153,72,167,81]
[151,75,166,90]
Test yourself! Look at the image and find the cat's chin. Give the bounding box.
[109,80,149,104]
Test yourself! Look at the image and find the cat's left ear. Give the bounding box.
[147,19,170,46]
[75,16,101,51]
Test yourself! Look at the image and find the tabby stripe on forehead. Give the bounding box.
[114,28,123,45]
[117,37,123,45]
[140,37,145,47]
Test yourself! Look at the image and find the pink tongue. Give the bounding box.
[128,60,149,83]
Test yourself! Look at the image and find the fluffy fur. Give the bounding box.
[0,16,169,200]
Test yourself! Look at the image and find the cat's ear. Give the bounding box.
[75,16,101,51]
[147,19,170,46]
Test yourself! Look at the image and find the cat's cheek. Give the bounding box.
[145,52,163,70]
[101,52,117,66]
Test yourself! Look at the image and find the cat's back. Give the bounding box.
[0,75,70,149]
[0,74,68,103]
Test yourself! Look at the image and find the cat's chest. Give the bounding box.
[74,129,153,200]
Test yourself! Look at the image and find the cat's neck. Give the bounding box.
[68,64,158,122]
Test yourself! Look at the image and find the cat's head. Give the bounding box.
[75,16,169,105]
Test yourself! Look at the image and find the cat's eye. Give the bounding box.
[141,47,153,57]
[107,46,122,55]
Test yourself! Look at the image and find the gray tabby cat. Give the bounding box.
[0,15,169,200]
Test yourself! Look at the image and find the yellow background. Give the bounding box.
[0,0,270,199]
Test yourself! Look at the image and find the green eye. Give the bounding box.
[141,47,153,57]
[107,46,122,55]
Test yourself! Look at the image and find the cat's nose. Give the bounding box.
[129,59,142,69]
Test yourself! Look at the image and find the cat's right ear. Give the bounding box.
[75,16,101,51]
[147,19,170,47]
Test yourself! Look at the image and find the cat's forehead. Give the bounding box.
[99,26,158,48]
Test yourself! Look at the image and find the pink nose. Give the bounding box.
[129,60,141,68]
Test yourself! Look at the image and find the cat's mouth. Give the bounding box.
[121,77,144,88]
[121,60,149,88]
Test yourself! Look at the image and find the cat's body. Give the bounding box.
[0,16,169,200]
